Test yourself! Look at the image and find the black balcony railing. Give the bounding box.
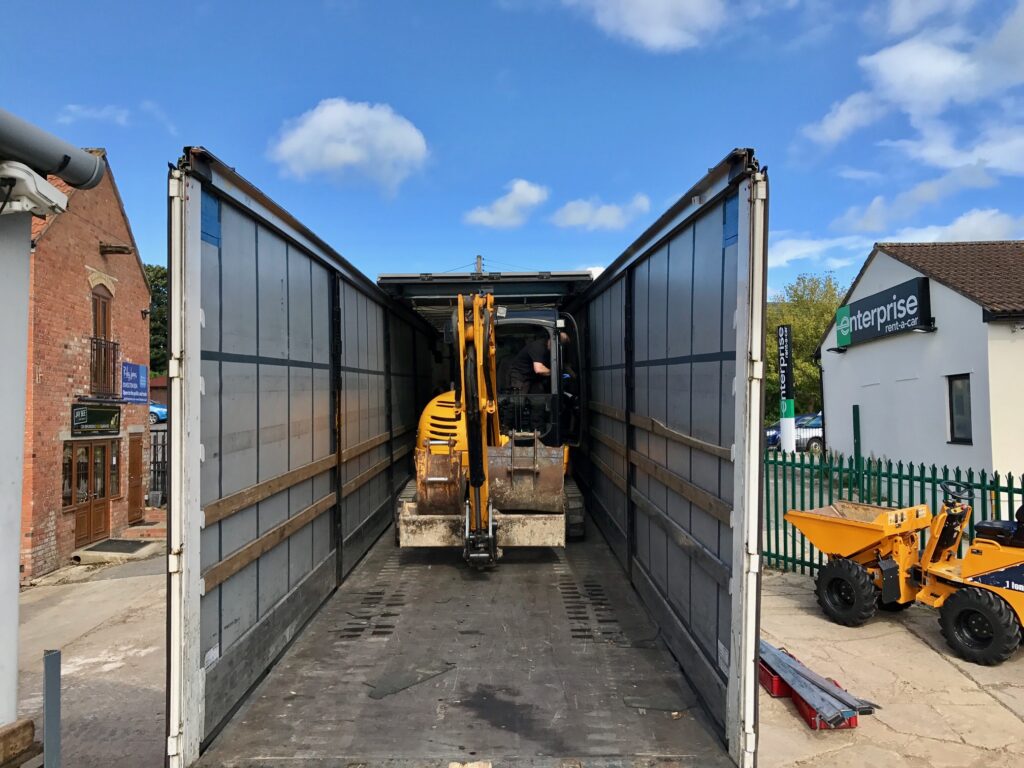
[90,336,120,397]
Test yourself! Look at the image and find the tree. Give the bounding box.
[765,273,845,423]
[144,263,169,376]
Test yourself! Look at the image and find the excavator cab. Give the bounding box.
[493,309,583,448]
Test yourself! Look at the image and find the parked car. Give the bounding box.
[795,412,823,454]
[765,412,822,453]
[149,400,168,425]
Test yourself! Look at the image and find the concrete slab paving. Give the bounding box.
[17,556,165,768]
[758,568,1024,768]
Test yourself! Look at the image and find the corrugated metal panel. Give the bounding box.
[577,156,766,767]
[167,149,440,763]
[188,190,339,738]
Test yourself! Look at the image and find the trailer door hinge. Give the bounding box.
[168,548,183,574]
[169,176,184,199]
[751,360,764,381]
[167,733,181,757]
[168,356,182,379]
[753,177,768,201]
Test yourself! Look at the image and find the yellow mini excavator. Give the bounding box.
[394,293,584,566]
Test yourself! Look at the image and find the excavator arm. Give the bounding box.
[454,294,501,564]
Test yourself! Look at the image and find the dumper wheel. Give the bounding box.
[939,587,1021,666]
[815,558,878,626]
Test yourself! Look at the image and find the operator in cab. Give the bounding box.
[508,332,569,393]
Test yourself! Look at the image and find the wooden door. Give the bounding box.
[128,434,144,523]
[73,442,111,548]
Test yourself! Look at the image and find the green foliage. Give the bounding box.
[144,263,169,376]
[765,273,845,424]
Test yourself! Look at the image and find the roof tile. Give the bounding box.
[875,240,1024,316]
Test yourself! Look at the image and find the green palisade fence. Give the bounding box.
[763,451,1024,574]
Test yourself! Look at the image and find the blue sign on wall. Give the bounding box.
[121,362,149,404]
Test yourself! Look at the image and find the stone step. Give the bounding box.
[142,507,167,523]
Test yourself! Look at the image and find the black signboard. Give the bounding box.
[836,277,931,348]
[71,404,121,436]
[777,325,794,418]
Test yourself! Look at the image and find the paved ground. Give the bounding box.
[200,532,729,767]
[759,568,1024,768]
[15,538,1024,767]
[17,555,165,768]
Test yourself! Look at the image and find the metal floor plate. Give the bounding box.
[198,528,731,767]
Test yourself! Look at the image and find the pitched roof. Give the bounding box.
[30,148,150,293]
[875,240,1024,317]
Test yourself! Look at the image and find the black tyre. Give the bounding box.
[815,558,878,626]
[566,521,585,541]
[939,587,1021,666]
[805,437,823,456]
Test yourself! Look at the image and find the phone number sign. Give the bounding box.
[121,362,149,404]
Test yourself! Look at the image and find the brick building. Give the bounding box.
[21,149,151,580]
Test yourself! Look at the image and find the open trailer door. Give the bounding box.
[165,148,426,766]
[574,149,767,766]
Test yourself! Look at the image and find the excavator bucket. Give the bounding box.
[414,444,464,515]
[488,434,565,513]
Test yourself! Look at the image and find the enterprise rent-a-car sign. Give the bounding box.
[836,277,931,348]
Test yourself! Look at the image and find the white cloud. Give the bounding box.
[865,0,978,37]
[834,196,890,233]
[825,256,857,269]
[838,167,884,182]
[140,101,178,136]
[885,120,1024,176]
[269,98,428,191]
[56,104,130,126]
[859,35,981,119]
[768,233,872,269]
[833,163,995,232]
[464,179,549,228]
[803,92,888,146]
[803,4,1024,156]
[578,265,606,278]
[552,193,650,231]
[560,0,727,52]
[888,208,1024,242]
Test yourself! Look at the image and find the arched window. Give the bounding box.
[90,285,117,395]
[92,284,113,339]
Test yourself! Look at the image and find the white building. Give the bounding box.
[818,241,1024,474]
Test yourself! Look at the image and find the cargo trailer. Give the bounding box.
[166,147,767,767]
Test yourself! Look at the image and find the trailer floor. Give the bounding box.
[198,528,731,767]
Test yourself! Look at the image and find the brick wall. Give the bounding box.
[20,157,152,580]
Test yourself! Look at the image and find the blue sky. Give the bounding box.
[3,0,1023,295]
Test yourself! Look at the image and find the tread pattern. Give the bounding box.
[815,557,878,627]
[939,586,1022,666]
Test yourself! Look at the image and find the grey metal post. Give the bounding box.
[43,649,61,768]
[0,212,31,726]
